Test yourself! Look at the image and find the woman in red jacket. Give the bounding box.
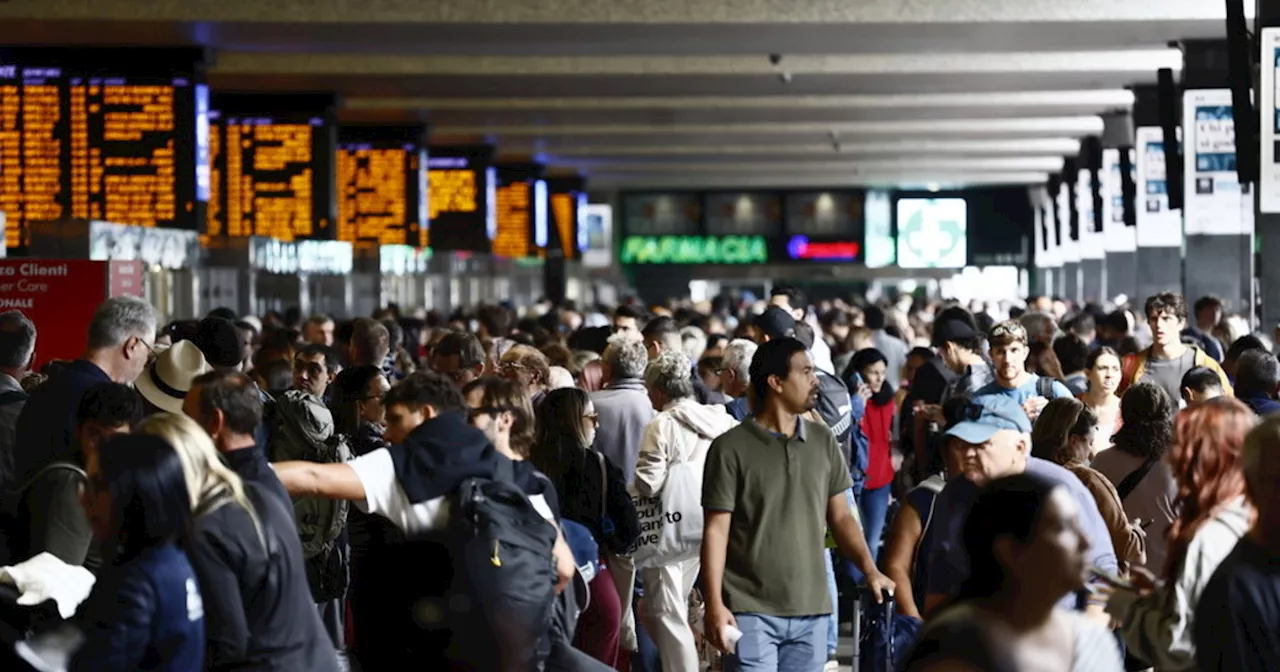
[850,348,897,560]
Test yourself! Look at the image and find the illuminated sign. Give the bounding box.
[493,177,534,258]
[336,127,426,246]
[896,198,967,268]
[0,48,207,249]
[786,235,860,262]
[428,146,495,252]
[620,235,768,265]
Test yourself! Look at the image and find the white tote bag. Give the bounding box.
[629,441,705,570]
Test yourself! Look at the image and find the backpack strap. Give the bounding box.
[1115,457,1159,502]
[21,462,87,496]
[1036,376,1055,398]
[0,390,27,407]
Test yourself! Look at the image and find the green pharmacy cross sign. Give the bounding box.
[620,235,769,265]
[897,198,966,268]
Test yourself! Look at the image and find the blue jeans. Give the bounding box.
[724,613,827,672]
[846,484,892,584]
[824,552,838,656]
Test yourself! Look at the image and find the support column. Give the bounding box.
[1057,159,1082,304]
[1181,40,1252,312]
[1132,84,1184,304]
[1257,13,1280,328]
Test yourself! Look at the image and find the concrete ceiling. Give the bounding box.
[0,0,1236,190]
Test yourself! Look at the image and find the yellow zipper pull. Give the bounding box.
[491,540,502,567]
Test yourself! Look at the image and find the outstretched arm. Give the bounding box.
[272,461,367,501]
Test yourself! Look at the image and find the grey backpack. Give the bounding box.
[270,390,352,558]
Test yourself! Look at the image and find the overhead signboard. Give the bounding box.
[785,191,863,236]
[491,164,544,259]
[1184,89,1253,235]
[547,178,586,261]
[705,192,782,236]
[619,234,768,265]
[1135,126,1182,248]
[895,197,966,268]
[208,94,337,242]
[428,145,496,253]
[336,126,426,246]
[1261,28,1280,213]
[0,48,208,250]
[622,193,700,236]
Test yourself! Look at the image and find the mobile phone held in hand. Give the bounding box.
[1090,566,1134,591]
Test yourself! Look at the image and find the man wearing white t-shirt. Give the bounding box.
[274,371,574,669]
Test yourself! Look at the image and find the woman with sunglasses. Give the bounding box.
[530,387,641,667]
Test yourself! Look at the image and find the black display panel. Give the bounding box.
[704,192,782,236]
[336,125,426,246]
[897,186,1032,267]
[427,145,494,253]
[207,93,336,241]
[621,193,701,236]
[0,47,207,250]
[784,191,864,236]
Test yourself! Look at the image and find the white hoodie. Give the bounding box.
[633,398,737,497]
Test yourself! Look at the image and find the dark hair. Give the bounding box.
[190,370,264,436]
[463,376,535,457]
[258,359,293,396]
[329,366,387,437]
[350,318,391,366]
[956,473,1064,601]
[1086,345,1120,370]
[1100,310,1130,335]
[206,307,238,321]
[97,433,193,563]
[1030,397,1097,466]
[1225,334,1267,363]
[850,348,888,373]
[908,346,935,362]
[748,337,808,411]
[195,317,245,370]
[383,370,464,415]
[381,319,405,352]
[1112,381,1176,459]
[1069,313,1096,337]
[819,309,850,332]
[792,322,815,350]
[641,316,679,341]
[0,310,36,370]
[529,387,593,486]
[771,286,807,313]
[433,331,486,370]
[613,305,646,324]
[477,305,513,338]
[296,343,338,373]
[863,304,887,330]
[1052,335,1090,375]
[1193,295,1224,315]
[706,333,729,353]
[77,383,143,427]
[1181,366,1225,396]
[1145,292,1188,321]
[1235,350,1280,400]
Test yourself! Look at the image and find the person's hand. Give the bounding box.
[918,403,944,424]
[1129,566,1158,597]
[865,571,897,604]
[857,383,873,401]
[551,535,575,595]
[704,601,738,654]
[1023,396,1049,420]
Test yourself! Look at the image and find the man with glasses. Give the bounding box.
[429,331,486,388]
[499,345,551,406]
[14,296,156,490]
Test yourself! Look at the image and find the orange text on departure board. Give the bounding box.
[337,146,409,245]
[224,121,315,241]
[551,193,576,259]
[205,121,222,238]
[428,170,477,220]
[10,83,65,247]
[0,84,26,248]
[493,180,531,258]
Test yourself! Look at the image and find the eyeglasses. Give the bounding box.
[583,412,600,427]
[500,361,527,372]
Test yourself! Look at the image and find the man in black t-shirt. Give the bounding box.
[1194,415,1280,671]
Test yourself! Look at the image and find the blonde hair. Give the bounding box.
[136,412,264,545]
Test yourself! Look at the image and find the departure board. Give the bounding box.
[336,125,426,246]
[492,164,545,259]
[0,48,206,250]
[428,145,495,253]
[206,94,337,241]
[548,177,587,261]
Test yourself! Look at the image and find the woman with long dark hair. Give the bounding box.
[71,434,205,671]
[1092,381,1178,575]
[1032,397,1145,574]
[1103,398,1256,671]
[530,387,639,668]
[1080,347,1123,455]
[329,365,391,457]
[902,473,1122,671]
[849,347,896,562]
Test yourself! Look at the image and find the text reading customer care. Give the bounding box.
[0,264,69,277]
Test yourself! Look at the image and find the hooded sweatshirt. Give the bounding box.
[633,398,738,498]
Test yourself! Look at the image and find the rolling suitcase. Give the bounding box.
[850,586,895,672]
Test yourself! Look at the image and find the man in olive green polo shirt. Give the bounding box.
[701,337,895,671]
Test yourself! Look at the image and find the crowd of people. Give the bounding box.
[0,287,1276,671]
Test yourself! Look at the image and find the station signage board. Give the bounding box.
[619,235,768,265]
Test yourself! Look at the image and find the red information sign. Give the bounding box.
[0,259,144,370]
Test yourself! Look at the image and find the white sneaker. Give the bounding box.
[823,658,840,672]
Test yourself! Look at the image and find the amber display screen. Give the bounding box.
[206,94,336,241]
[0,49,205,249]
[336,128,426,246]
[427,148,494,252]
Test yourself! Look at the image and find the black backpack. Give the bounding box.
[446,459,559,671]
